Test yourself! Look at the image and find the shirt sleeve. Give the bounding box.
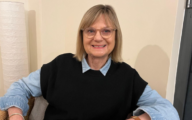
[133,85,180,120]
[0,69,41,116]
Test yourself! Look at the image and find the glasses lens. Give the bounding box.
[85,28,95,37]
[101,28,112,38]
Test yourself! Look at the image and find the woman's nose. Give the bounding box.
[93,31,103,41]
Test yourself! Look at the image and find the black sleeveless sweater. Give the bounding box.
[40,53,147,120]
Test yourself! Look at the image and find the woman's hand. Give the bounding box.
[8,107,23,120]
[126,113,151,120]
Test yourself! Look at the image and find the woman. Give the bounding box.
[0,4,179,120]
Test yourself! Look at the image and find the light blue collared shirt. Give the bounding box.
[0,57,180,120]
[82,57,111,76]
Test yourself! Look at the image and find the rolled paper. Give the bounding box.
[0,2,29,92]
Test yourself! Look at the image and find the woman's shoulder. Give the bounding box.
[53,53,80,66]
[114,61,135,71]
[53,53,77,62]
[43,53,77,66]
[111,61,137,75]
[56,53,74,59]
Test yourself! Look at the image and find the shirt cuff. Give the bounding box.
[0,96,29,116]
[133,107,166,120]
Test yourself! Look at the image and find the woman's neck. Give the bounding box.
[86,55,108,70]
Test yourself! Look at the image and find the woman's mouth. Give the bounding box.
[92,45,106,48]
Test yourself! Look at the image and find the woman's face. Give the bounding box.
[83,14,115,60]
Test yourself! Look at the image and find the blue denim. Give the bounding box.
[0,57,180,120]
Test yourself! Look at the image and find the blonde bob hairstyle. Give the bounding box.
[74,4,123,62]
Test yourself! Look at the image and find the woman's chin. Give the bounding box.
[88,54,108,59]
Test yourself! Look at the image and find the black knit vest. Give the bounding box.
[40,53,147,120]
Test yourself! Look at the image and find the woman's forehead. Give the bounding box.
[89,14,114,28]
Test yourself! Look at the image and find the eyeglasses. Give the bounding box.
[82,27,116,39]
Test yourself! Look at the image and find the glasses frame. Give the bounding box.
[81,27,116,39]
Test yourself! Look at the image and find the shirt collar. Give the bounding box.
[82,57,111,76]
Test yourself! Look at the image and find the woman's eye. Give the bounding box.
[103,29,111,33]
[88,30,94,33]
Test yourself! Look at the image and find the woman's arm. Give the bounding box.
[127,85,180,120]
[8,107,23,120]
[0,69,42,117]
